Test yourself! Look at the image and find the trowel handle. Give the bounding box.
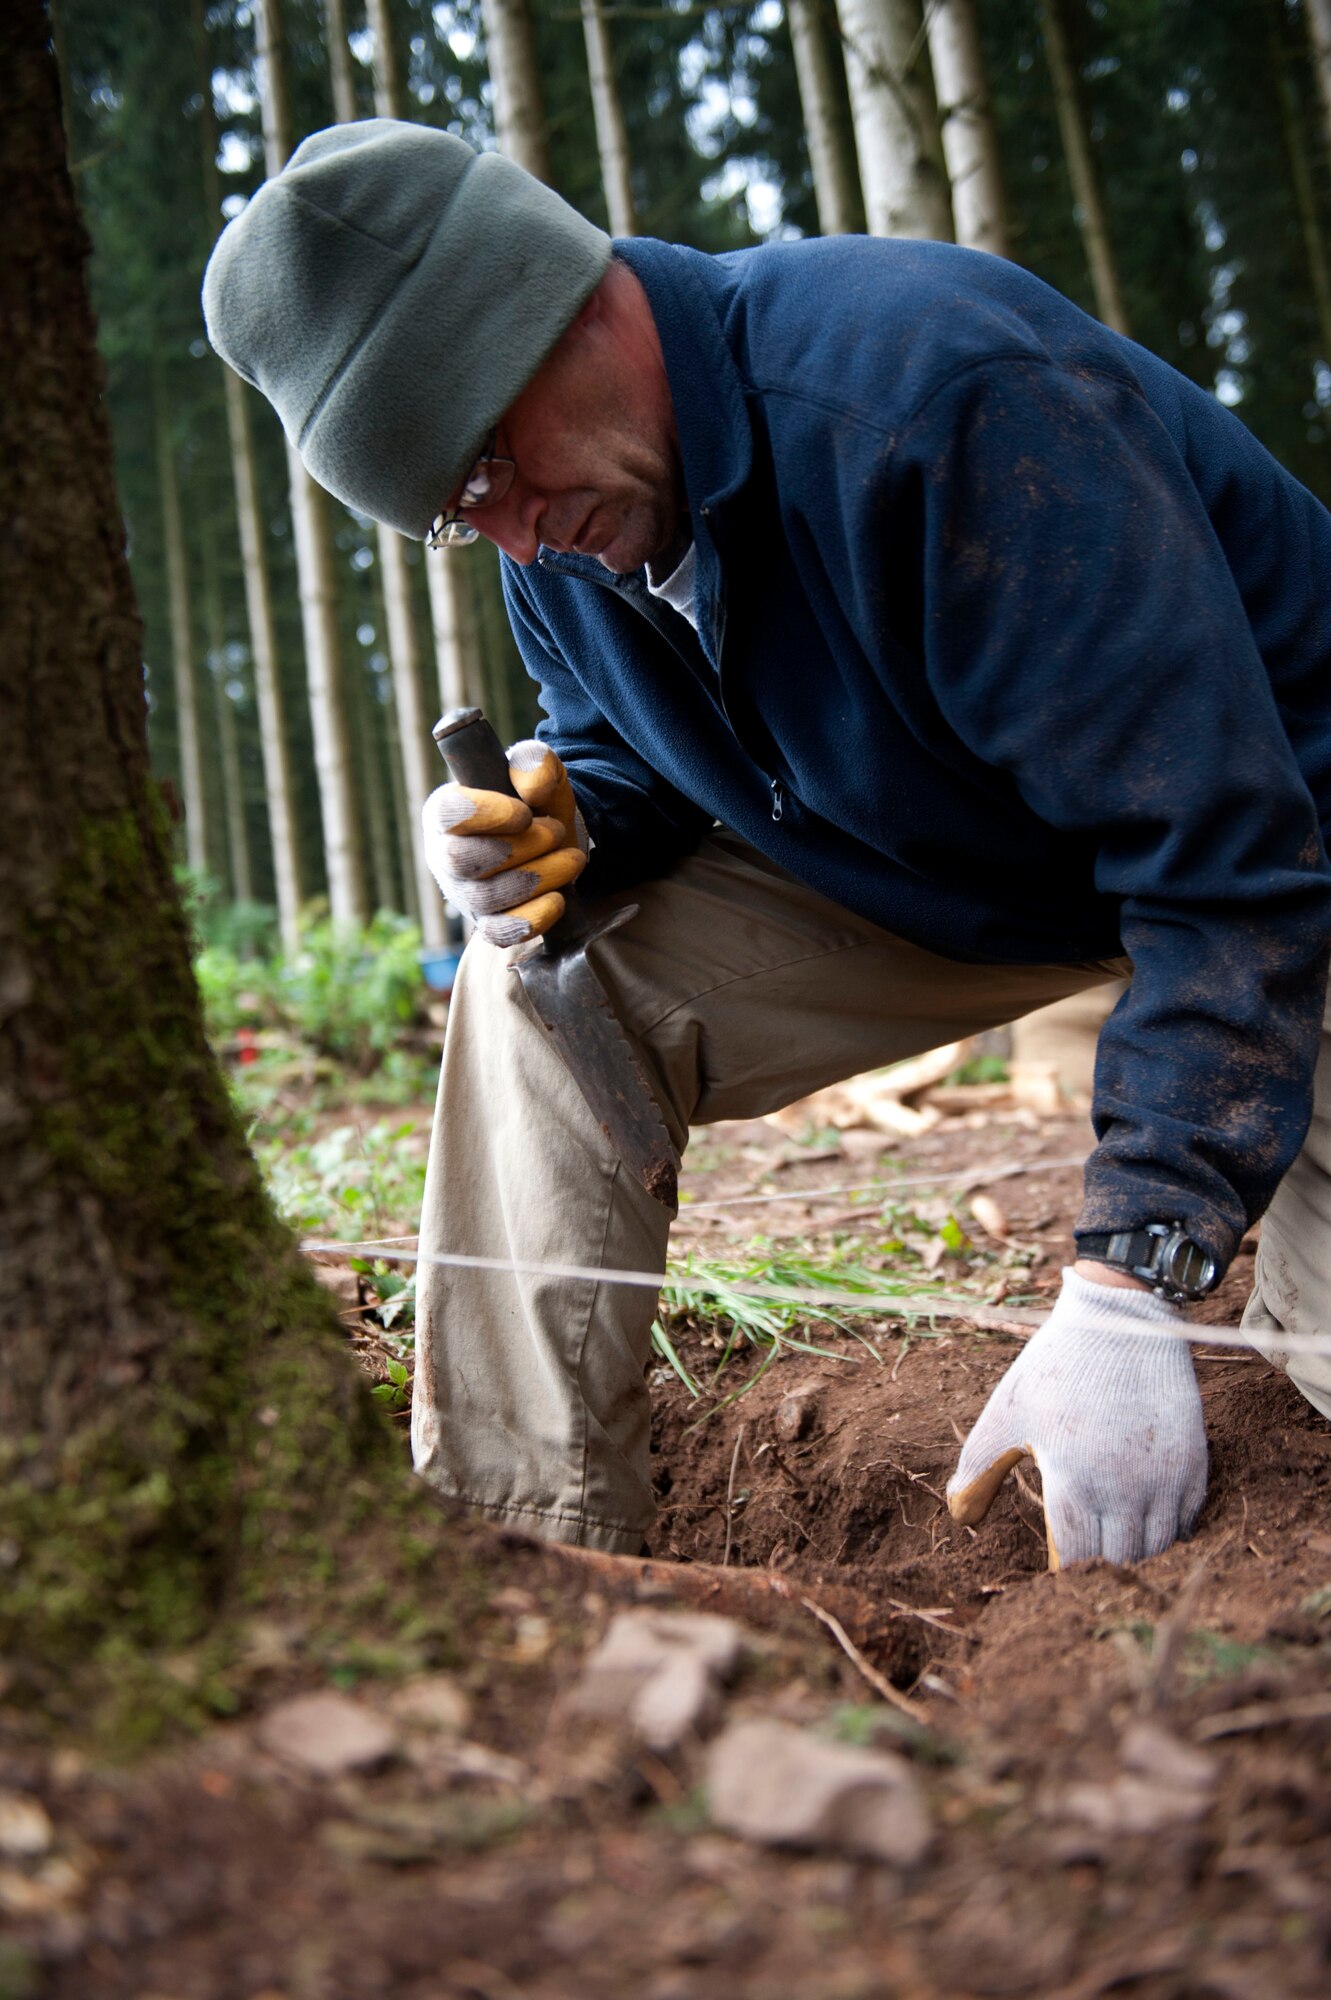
[432,706,519,798]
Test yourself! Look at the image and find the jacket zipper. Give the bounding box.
[770,778,785,823]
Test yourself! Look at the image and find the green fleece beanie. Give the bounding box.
[202,119,611,539]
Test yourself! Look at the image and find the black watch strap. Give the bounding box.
[1077,1223,1219,1303]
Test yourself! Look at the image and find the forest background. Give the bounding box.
[55,0,1331,987]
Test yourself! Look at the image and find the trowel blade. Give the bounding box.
[514,925,679,1207]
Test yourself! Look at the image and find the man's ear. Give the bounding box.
[572,273,611,332]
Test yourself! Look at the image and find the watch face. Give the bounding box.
[1161,1232,1217,1296]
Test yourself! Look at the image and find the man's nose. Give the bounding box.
[479,487,543,566]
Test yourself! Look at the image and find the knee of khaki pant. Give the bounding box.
[1009,980,1126,1101]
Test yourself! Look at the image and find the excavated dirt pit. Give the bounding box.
[651,1111,1331,1728]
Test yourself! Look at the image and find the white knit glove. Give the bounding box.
[422,739,588,947]
[947,1268,1207,1568]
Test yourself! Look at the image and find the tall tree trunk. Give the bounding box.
[192,0,302,950]
[333,0,447,944]
[788,0,861,237]
[204,552,255,906]
[426,546,478,713]
[924,0,1009,257]
[1039,0,1130,336]
[1,0,454,1720]
[256,0,365,924]
[1275,0,1331,369]
[481,0,551,181]
[581,0,636,235]
[350,658,401,916]
[365,0,479,736]
[836,0,954,240]
[378,531,441,932]
[222,369,304,950]
[382,677,422,922]
[155,378,209,878]
[324,0,359,123]
[1307,0,1331,151]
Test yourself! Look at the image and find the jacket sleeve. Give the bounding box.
[896,356,1331,1267]
[500,558,713,894]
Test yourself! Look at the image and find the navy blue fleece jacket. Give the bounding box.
[500,234,1331,1270]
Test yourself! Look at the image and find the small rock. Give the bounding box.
[1055,1775,1211,1836]
[774,1384,821,1442]
[489,1586,536,1616]
[256,1691,397,1777]
[706,1718,932,1866]
[569,1611,745,1752]
[0,1792,53,1860]
[430,1740,528,1787]
[0,1862,81,1919]
[1118,1720,1219,1793]
[631,1652,721,1751]
[387,1675,472,1736]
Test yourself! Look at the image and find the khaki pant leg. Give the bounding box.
[1010,980,1128,1101]
[1242,976,1331,1420]
[412,829,1121,1552]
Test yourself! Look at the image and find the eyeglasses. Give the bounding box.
[427,430,517,549]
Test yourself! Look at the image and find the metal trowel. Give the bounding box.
[433,705,680,1207]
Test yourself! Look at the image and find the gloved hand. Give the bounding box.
[422,739,588,947]
[946,1267,1207,1568]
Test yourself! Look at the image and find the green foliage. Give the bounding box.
[176,865,281,959]
[947,1054,1011,1087]
[822,1702,962,1766]
[653,1232,961,1406]
[273,912,427,1068]
[256,1118,428,1238]
[371,1356,412,1411]
[192,911,431,1069]
[351,1259,417,1332]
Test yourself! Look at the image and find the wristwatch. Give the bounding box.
[1076,1222,1220,1304]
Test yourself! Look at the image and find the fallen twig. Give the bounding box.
[722,1424,746,1568]
[1194,1693,1331,1740]
[1140,1551,1214,1715]
[800,1597,919,1717]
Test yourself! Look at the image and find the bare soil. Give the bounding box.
[6,1107,1331,1999]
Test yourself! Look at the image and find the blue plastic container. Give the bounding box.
[419,947,464,995]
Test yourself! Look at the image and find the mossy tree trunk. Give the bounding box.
[0,0,471,1741]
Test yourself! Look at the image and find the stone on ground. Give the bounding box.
[256,1691,397,1777]
[706,1717,933,1866]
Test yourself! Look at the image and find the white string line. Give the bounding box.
[300,1237,1331,1361]
[680,1152,1090,1213]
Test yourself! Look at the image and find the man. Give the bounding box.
[204,119,1331,1567]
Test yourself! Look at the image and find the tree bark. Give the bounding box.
[366,0,475,743]
[256,0,365,923]
[924,0,1009,257]
[1307,0,1331,153]
[836,0,954,240]
[155,378,209,878]
[481,0,551,182]
[1039,0,1130,336]
[788,0,861,237]
[324,0,359,124]
[426,545,479,715]
[192,0,303,949]
[581,0,636,236]
[1275,0,1331,370]
[204,553,256,907]
[222,368,304,951]
[332,0,447,944]
[0,0,435,1725]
